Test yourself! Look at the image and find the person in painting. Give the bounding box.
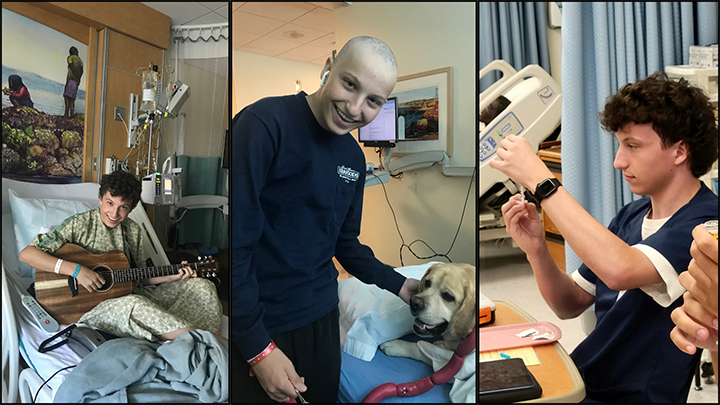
[3,74,34,108]
[64,46,83,118]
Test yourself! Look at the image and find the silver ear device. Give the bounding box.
[320,70,329,86]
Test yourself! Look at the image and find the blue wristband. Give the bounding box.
[72,263,81,278]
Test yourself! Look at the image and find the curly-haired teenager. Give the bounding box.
[19,170,223,342]
[489,72,718,403]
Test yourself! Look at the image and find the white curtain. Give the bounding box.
[154,23,229,252]
[165,23,229,159]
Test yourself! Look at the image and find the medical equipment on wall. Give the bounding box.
[359,97,398,148]
[478,60,562,241]
[166,80,189,116]
[141,156,228,222]
[141,163,182,207]
[359,98,449,176]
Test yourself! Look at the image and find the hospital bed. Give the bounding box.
[337,263,475,403]
[1,177,229,403]
[478,60,562,241]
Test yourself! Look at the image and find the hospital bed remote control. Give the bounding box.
[21,295,59,333]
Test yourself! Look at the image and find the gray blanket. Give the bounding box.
[53,330,228,403]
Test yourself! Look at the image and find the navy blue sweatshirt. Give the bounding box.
[231,92,407,361]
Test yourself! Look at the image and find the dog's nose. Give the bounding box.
[410,296,424,314]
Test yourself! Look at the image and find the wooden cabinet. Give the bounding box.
[538,147,565,271]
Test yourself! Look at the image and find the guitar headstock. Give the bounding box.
[195,256,219,279]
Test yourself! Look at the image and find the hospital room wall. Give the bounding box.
[334,2,477,268]
[232,50,324,115]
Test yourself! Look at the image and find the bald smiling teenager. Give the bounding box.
[231,36,420,403]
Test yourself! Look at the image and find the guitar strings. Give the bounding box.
[89,262,214,283]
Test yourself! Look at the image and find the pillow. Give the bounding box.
[8,189,97,277]
[338,262,438,361]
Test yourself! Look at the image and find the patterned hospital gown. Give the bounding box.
[31,208,222,341]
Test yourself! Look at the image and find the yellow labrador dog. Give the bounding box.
[379,263,476,366]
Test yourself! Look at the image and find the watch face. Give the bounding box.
[536,178,560,201]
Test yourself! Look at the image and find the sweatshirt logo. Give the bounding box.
[337,165,359,183]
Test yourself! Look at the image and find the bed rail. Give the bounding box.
[2,263,20,403]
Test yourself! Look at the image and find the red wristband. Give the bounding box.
[248,340,276,373]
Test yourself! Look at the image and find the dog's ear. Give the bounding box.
[447,264,476,339]
[418,264,437,292]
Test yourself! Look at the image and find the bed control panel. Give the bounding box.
[22,295,59,333]
[479,112,524,163]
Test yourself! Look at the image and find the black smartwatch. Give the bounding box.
[533,178,562,205]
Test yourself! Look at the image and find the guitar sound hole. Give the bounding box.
[93,265,115,292]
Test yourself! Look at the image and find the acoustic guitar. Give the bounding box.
[34,243,218,325]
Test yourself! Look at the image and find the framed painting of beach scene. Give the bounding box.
[2,8,87,183]
[390,66,452,156]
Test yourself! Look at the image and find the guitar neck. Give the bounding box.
[113,263,199,283]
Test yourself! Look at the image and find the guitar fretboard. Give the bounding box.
[112,263,200,283]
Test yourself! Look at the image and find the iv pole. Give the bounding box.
[146,120,153,176]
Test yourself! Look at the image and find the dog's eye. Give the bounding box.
[441,292,455,302]
[424,279,431,288]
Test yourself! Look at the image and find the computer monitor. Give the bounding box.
[358,97,397,148]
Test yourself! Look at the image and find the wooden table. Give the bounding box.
[480,300,585,403]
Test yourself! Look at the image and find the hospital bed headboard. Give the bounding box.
[478,61,562,208]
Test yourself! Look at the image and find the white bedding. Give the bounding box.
[339,263,437,361]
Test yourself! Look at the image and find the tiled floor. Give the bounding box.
[479,240,718,403]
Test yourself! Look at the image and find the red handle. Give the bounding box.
[362,382,398,403]
[431,353,465,385]
[397,376,434,397]
[455,326,476,357]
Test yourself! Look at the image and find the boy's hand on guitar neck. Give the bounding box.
[174,261,198,281]
[145,261,197,285]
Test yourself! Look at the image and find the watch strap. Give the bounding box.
[534,178,562,205]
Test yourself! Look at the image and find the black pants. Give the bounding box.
[232,307,341,403]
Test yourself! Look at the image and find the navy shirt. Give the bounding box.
[231,92,406,361]
[571,184,717,403]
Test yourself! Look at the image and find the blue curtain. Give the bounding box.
[478,2,551,92]
[561,2,718,273]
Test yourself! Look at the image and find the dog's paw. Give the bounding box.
[379,339,408,358]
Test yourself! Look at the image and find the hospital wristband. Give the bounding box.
[71,263,81,278]
[54,259,64,274]
[248,341,277,368]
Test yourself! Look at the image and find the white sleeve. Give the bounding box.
[571,269,596,297]
[633,244,685,307]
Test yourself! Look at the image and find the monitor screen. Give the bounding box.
[358,97,397,147]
